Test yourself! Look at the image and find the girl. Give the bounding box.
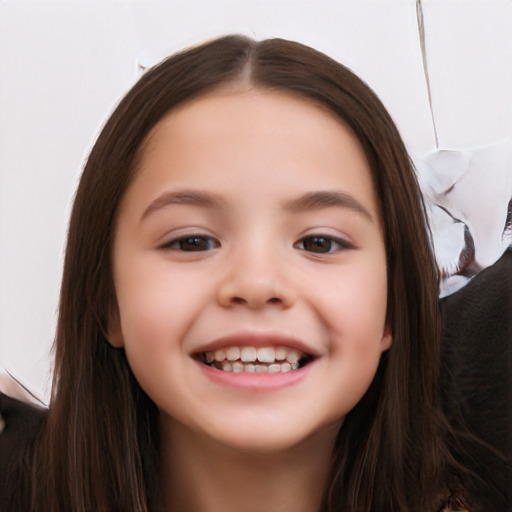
[0,35,508,512]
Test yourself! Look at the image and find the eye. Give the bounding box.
[294,235,351,254]
[162,235,220,252]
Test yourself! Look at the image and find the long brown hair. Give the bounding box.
[19,35,453,511]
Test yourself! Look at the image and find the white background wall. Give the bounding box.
[1,0,511,403]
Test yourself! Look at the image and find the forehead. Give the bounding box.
[123,88,380,222]
[143,87,347,152]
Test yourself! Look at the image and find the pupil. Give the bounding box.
[182,237,208,251]
[305,236,331,253]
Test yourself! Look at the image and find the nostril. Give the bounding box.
[229,296,283,307]
[218,280,297,309]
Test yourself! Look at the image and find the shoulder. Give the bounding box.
[0,377,47,509]
[0,373,48,445]
[0,389,47,444]
[440,247,511,341]
[440,249,511,446]
[440,249,512,509]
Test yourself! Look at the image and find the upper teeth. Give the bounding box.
[206,346,304,365]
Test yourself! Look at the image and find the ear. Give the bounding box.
[380,325,392,352]
[105,306,124,348]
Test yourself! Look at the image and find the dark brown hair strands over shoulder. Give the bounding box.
[13,35,457,512]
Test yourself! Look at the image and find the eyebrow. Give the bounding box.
[141,189,373,222]
[141,190,225,221]
[283,191,373,221]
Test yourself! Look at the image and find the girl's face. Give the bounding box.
[109,88,391,453]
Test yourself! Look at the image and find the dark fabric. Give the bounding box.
[440,248,512,511]
[1,249,510,511]
[0,393,47,510]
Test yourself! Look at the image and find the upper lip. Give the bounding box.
[191,330,321,358]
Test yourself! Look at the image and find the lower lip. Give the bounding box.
[195,359,315,391]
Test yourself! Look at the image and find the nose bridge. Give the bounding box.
[217,233,296,309]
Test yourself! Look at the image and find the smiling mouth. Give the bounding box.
[198,346,314,373]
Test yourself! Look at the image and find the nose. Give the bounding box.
[217,248,297,309]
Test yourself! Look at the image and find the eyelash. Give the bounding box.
[294,234,353,254]
[160,235,220,252]
[160,233,352,254]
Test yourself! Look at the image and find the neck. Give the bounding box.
[158,417,339,512]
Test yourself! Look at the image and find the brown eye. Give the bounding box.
[294,235,352,254]
[302,236,333,253]
[163,236,219,252]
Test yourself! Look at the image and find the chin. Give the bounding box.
[206,416,343,456]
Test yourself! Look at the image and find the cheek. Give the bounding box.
[111,261,211,376]
[112,262,198,400]
[314,260,388,340]
[116,258,206,324]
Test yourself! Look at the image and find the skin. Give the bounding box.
[108,87,391,512]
